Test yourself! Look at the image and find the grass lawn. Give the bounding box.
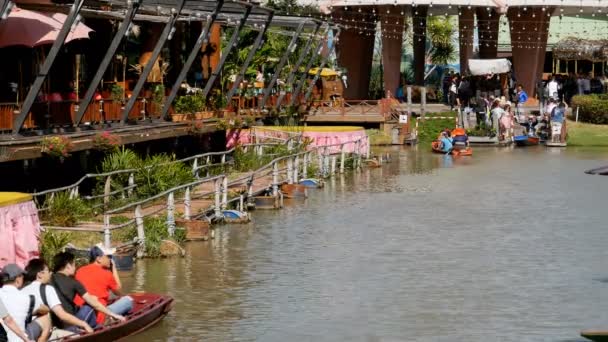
[567,120,608,146]
[416,113,457,145]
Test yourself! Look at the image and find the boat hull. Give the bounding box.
[59,293,173,341]
[581,330,608,342]
[514,135,540,146]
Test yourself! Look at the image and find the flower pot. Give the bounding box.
[172,113,189,122]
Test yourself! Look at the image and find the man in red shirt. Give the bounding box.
[74,244,133,326]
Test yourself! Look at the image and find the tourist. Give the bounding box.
[490,99,504,131]
[451,127,469,147]
[500,102,514,140]
[457,76,472,109]
[0,298,33,342]
[551,102,567,143]
[51,252,125,331]
[22,259,93,334]
[448,76,458,111]
[0,264,50,342]
[515,84,528,122]
[74,245,133,327]
[439,132,453,153]
[546,75,560,100]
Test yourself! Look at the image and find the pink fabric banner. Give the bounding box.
[0,200,41,268]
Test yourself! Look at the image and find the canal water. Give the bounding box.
[125,146,608,342]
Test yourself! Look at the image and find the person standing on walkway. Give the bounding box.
[515,84,528,122]
[448,77,458,111]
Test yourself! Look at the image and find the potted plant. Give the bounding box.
[92,131,121,152]
[41,136,74,161]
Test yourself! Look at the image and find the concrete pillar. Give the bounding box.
[508,7,552,97]
[336,7,375,99]
[380,6,405,96]
[412,5,428,85]
[476,8,500,59]
[458,7,475,75]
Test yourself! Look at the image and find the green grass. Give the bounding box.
[416,113,457,145]
[567,120,608,146]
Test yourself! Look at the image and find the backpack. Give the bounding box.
[40,284,62,328]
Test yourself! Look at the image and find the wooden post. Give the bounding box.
[272,162,279,198]
[184,187,191,220]
[420,87,426,118]
[340,144,345,174]
[135,205,145,258]
[221,176,228,210]
[293,155,299,183]
[214,178,222,218]
[167,192,175,236]
[406,86,412,115]
[331,156,336,175]
[287,156,293,184]
[128,173,134,197]
[103,214,111,249]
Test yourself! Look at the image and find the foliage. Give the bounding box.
[110,84,124,103]
[174,95,205,114]
[232,143,296,172]
[152,84,165,106]
[216,119,229,130]
[244,116,255,127]
[41,136,73,158]
[416,114,457,144]
[99,148,139,194]
[426,17,457,66]
[134,154,195,198]
[571,94,608,125]
[566,120,608,146]
[92,131,121,152]
[40,191,92,227]
[39,230,73,268]
[366,129,392,145]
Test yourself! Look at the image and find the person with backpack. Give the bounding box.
[0,264,49,342]
[22,259,93,335]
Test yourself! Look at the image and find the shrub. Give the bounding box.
[39,230,73,268]
[135,154,195,198]
[40,191,92,227]
[571,94,608,124]
[41,136,73,158]
[140,217,186,258]
[93,131,121,152]
[174,95,205,114]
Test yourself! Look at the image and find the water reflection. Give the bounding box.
[127,146,608,342]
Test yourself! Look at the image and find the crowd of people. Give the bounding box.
[0,244,131,342]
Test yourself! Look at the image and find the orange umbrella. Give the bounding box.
[0,7,92,48]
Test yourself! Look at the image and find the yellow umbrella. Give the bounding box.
[308,68,338,77]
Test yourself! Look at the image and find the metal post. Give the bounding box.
[221,176,228,210]
[161,1,224,120]
[293,155,299,182]
[127,173,134,197]
[73,0,140,126]
[202,5,252,98]
[272,162,279,198]
[239,194,244,212]
[407,86,412,115]
[214,178,221,218]
[167,192,175,236]
[121,0,185,124]
[420,87,426,118]
[184,187,191,220]
[135,204,145,257]
[192,158,199,178]
[247,176,254,206]
[303,152,308,178]
[331,156,336,175]
[259,22,306,110]
[289,24,328,107]
[14,0,86,133]
[103,175,112,209]
[275,21,322,109]
[340,144,345,173]
[226,10,274,102]
[103,214,111,249]
[287,156,293,184]
[304,27,341,102]
[323,147,329,177]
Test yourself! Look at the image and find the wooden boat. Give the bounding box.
[431,141,473,156]
[513,135,540,146]
[52,293,173,341]
[581,330,608,342]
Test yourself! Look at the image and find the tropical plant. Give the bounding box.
[41,136,73,158]
[40,191,92,227]
[174,95,205,114]
[152,84,165,106]
[39,230,73,268]
[92,131,121,152]
[134,154,195,198]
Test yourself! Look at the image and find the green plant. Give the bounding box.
[39,230,73,268]
[41,191,92,227]
[110,84,124,103]
[139,217,187,258]
[244,116,255,127]
[152,84,165,106]
[571,94,608,125]
[98,148,140,196]
[92,131,121,152]
[232,117,243,129]
[134,154,195,198]
[216,119,229,130]
[416,114,457,144]
[174,95,205,114]
[41,136,73,158]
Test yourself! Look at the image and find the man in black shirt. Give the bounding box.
[50,253,125,331]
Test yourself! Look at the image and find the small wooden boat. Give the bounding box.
[53,293,173,341]
[581,330,608,342]
[514,135,540,146]
[431,141,473,156]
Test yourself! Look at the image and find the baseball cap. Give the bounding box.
[89,243,117,262]
[1,263,25,281]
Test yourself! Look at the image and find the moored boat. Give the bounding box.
[514,135,540,146]
[51,293,173,341]
[581,330,608,342]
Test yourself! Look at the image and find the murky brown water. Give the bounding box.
[125,146,608,342]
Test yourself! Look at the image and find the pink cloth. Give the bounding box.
[0,200,41,268]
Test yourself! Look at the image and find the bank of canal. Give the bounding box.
[126,146,608,342]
